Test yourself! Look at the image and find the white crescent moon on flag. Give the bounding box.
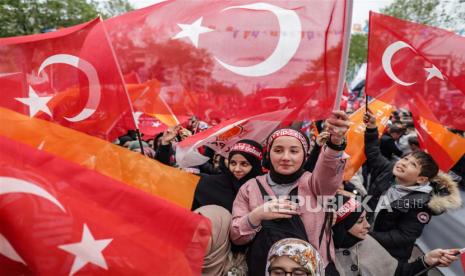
[0,176,66,265]
[38,54,101,122]
[214,3,302,77]
[382,41,417,86]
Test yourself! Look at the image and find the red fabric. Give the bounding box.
[175,108,295,168]
[461,252,465,274]
[104,0,349,121]
[366,12,465,131]
[0,18,136,141]
[137,113,168,138]
[0,135,210,275]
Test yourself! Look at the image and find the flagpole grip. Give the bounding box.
[136,129,146,156]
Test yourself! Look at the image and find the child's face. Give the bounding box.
[392,155,427,185]
[270,136,305,175]
[268,256,308,276]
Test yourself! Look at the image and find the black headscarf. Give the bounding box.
[265,127,310,184]
[227,139,264,188]
[332,195,365,249]
[191,139,263,213]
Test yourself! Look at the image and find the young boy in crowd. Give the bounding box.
[362,111,461,261]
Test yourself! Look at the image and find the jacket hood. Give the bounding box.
[428,173,462,215]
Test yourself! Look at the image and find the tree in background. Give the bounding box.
[0,0,133,38]
[347,33,367,82]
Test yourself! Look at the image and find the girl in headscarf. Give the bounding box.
[192,139,264,213]
[230,111,351,275]
[194,205,234,276]
[332,195,460,276]
[266,238,325,276]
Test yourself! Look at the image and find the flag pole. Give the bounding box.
[365,94,368,113]
[333,0,353,111]
[99,15,145,156]
[135,129,146,156]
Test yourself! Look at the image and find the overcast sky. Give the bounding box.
[127,0,394,30]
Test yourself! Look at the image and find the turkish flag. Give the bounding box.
[413,115,465,171]
[104,0,350,121]
[0,18,136,141]
[135,112,168,138]
[0,134,210,275]
[366,12,465,131]
[0,107,200,208]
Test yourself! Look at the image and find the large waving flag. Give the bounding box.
[0,18,136,141]
[105,0,351,121]
[413,115,465,172]
[0,107,199,208]
[176,108,295,168]
[366,12,465,130]
[0,135,210,275]
[343,98,394,181]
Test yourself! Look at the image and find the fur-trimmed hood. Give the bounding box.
[428,173,462,215]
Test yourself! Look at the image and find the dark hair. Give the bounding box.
[408,136,419,147]
[389,126,404,134]
[405,121,415,129]
[409,151,439,179]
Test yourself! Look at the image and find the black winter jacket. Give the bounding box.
[364,127,462,261]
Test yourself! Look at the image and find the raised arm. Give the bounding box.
[309,111,349,196]
[363,111,392,173]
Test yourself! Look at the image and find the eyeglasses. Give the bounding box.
[268,267,309,276]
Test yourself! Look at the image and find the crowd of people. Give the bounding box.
[114,109,464,276]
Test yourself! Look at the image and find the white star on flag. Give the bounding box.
[424,65,444,81]
[172,17,214,48]
[15,86,53,117]
[152,121,161,127]
[58,224,113,276]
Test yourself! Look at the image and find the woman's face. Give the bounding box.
[348,211,370,240]
[229,154,252,180]
[270,136,305,175]
[268,256,308,276]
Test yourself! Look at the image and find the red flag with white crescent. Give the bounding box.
[105,0,350,122]
[366,12,465,131]
[0,18,136,141]
[0,135,210,275]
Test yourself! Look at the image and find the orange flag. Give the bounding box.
[0,107,198,208]
[127,80,179,127]
[343,100,394,181]
[414,116,465,171]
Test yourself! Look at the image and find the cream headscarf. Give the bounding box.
[194,205,232,276]
[266,238,325,276]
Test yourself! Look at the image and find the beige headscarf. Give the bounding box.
[266,238,325,276]
[194,205,232,276]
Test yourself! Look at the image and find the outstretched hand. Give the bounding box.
[424,248,460,267]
